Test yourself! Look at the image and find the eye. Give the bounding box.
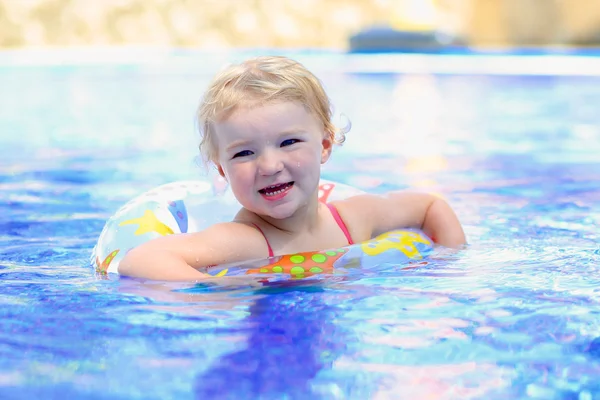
[232,150,253,159]
[281,138,300,147]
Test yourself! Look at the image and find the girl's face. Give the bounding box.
[213,101,332,220]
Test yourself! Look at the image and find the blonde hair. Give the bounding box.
[197,56,348,165]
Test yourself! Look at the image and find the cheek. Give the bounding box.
[295,147,321,165]
[227,164,253,184]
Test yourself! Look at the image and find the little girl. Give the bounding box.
[120,56,466,280]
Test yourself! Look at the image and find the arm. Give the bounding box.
[419,195,466,248]
[337,192,466,248]
[119,222,270,281]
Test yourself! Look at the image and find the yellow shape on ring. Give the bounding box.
[119,209,174,236]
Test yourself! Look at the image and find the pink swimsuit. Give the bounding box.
[252,203,354,258]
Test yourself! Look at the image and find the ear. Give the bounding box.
[320,133,333,164]
[215,164,227,180]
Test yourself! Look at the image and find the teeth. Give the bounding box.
[262,183,290,196]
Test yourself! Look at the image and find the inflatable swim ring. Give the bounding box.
[92,180,433,278]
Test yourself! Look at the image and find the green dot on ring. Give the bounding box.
[325,251,337,256]
[290,255,305,264]
[311,254,327,263]
[290,266,305,275]
[309,267,323,273]
[272,266,283,273]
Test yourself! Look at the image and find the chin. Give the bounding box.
[264,208,296,220]
[262,203,300,220]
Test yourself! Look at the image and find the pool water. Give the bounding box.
[1,50,600,399]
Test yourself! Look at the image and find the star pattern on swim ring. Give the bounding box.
[96,249,119,274]
[245,248,349,278]
[119,209,174,236]
[361,230,431,259]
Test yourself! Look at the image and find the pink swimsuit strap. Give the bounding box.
[251,204,354,259]
[251,223,274,259]
[326,203,354,245]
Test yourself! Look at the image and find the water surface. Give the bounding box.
[1,51,600,399]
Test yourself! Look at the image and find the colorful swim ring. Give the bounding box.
[92,180,433,278]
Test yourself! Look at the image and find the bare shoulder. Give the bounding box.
[329,194,381,243]
[330,191,439,240]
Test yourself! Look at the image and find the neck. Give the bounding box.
[258,194,322,235]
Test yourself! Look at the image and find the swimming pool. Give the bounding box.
[2,49,600,399]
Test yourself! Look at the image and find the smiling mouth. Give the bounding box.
[259,182,294,197]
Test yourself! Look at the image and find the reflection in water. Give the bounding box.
[193,281,352,399]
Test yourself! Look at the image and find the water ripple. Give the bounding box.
[1,57,600,399]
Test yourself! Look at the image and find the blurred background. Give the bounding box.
[1,0,599,50]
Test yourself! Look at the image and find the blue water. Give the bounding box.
[2,50,600,399]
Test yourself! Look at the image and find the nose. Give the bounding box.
[257,149,283,176]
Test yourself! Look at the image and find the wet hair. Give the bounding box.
[197,56,348,165]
